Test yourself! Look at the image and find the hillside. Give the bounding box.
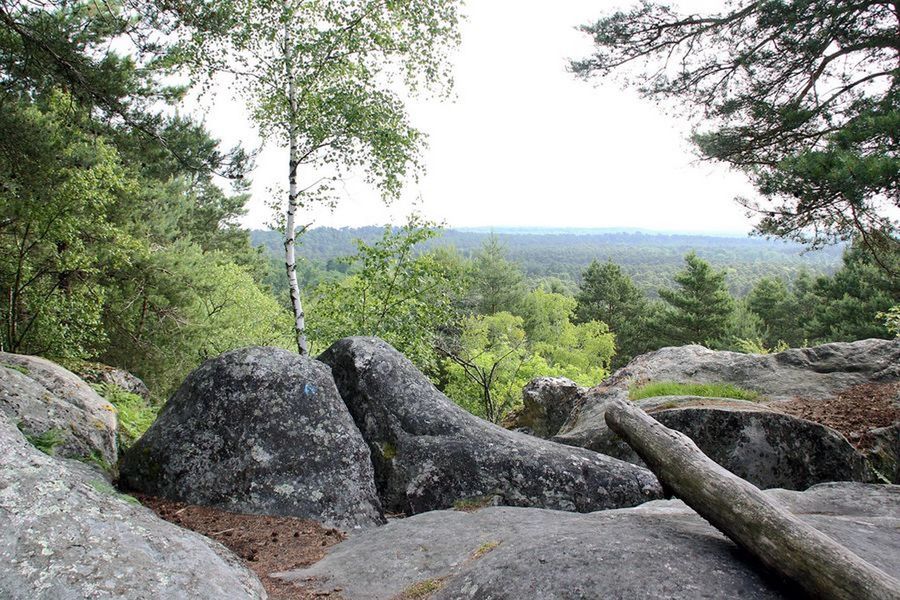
[251,227,844,296]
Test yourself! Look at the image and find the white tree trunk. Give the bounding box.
[283,12,308,355]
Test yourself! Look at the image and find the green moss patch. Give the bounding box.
[629,381,760,402]
[397,577,446,599]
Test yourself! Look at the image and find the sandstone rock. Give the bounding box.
[866,423,900,483]
[552,339,899,489]
[569,395,869,490]
[276,482,900,600]
[0,352,117,466]
[77,363,151,400]
[120,346,383,530]
[0,412,265,600]
[513,376,585,438]
[319,337,662,515]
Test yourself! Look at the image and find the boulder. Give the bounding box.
[552,340,900,489]
[275,482,900,600]
[319,337,662,515]
[0,412,264,600]
[512,376,585,438]
[566,395,869,490]
[76,362,151,400]
[120,346,384,530]
[0,352,117,466]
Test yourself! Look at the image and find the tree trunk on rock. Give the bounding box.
[605,397,900,600]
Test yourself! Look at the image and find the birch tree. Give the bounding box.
[186,0,461,354]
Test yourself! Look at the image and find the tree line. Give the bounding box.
[298,219,898,423]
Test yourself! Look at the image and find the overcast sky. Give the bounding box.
[192,0,760,234]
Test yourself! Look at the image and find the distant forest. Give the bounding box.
[251,227,844,297]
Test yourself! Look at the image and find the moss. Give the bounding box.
[471,540,501,559]
[88,479,140,505]
[380,441,397,460]
[398,577,446,599]
[629,381,760,402]
[78,450,113,474]
[1,362,29,375]
[453,495,495,512]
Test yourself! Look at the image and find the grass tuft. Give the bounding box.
[19,425,65,455]
[398,578,446,599]
[629,381,760,402]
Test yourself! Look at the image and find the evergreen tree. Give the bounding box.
[574,260,647,365]
[656,252,735,346]
[471,235,526,315]
[746,277,801,347]
[807,242,899,342]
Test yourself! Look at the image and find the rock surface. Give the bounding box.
[552,340,900,489]
[0,352,117,466]
[77,363,151,400]
[319,337,662,515]
[120,346,383,530]
[513,376,585,438]
[0,412,265,600]
[276,482,900,600]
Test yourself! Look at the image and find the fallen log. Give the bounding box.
[605,397,900,600]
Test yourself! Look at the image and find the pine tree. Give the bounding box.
[656,252,735,346]
[574,260,647,365]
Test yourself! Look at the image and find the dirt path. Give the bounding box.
[137,495,345,599]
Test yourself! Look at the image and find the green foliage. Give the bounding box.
[575,260,649,365]
[308,217,464,372]
[574,1,900,254]
[805,242,898,342]
[19,426,66,456]
[88,479,141,505]
[629,382,760,402]
[470,235,527,315]
[91,383,158,449]
[878,306,900,339]
[655,253,735,347]
[733,338,790,355]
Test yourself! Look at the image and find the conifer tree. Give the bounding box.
[657,252,735,346]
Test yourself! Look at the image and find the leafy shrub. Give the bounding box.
[629,381,760,402]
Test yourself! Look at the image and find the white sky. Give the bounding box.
[192,0,759,234]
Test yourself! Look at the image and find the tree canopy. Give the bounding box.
[573,0,900,263]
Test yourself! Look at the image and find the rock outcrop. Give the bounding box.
[77,362,151,400]
[513,376,585,438]
[551,340,900,489]
[275,482,900,600]
[0,352,117,466]
[120,346,384,530]
[0,412,265,600]
[319,337,662,515]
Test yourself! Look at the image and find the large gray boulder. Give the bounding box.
[120,346,384,530]
[275,482,900,600]
[552,340,900,489]
[319,337,662,515]
[566,395,870,490]
[0,352,117,466]
[0,412,265,600]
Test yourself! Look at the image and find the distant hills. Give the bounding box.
[250,227,844,297]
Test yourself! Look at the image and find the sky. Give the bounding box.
[191,0,760,234]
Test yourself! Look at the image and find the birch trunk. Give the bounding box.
[605,397,900,600]
[283,12,309,356]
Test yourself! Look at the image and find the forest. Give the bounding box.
[1,0,898,429]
